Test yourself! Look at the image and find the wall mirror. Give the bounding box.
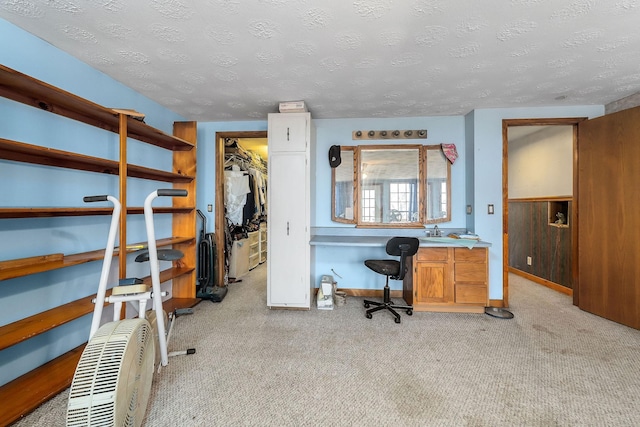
[359,145,422,226]
[331,144,450,227]
[425,146,451,223]
[332,147,355,223]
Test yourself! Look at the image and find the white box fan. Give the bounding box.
[66,319,155,427]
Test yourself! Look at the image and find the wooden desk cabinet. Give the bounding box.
[404,247,488,313]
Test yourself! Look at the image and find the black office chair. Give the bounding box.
[363,236,420,323]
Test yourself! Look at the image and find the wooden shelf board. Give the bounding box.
[136,266,195,287]
[0,207,113,218]
[1,236,193,281]
[0,344,85,427]
[548,223,570,228]
[0,294,98,351]
[126,207,194,215]
[0,206,194,219]
[0,265,195,351]
[164,298,201,312]
[0,64,194,151]
[0,138,194,183]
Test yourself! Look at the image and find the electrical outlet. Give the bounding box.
[527,256,532,266]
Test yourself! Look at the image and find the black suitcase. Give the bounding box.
[196,210,227,302]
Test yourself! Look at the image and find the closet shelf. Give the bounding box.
[0,138,194,182]
[0,237,193,281]
[0,265,195,352]
[0,65,194,151]
[0,206,194,219]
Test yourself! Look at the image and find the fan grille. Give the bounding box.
[67,319,154,427]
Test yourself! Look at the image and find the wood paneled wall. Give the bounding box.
[508,200,572,288]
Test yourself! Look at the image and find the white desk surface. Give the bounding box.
[310,235,491,249]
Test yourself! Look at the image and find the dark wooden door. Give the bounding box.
[577,106,640,329]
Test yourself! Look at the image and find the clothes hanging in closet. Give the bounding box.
[224,165,250,226]
[224,147,267,226]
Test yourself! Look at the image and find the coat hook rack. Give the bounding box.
[352,129,427,140]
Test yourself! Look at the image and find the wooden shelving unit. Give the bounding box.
[0,64,198,426]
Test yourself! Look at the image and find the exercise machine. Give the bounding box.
[66,189,194,427]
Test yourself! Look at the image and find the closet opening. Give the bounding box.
[214,131,268,290]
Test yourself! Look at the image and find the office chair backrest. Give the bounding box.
[386,237,420,280]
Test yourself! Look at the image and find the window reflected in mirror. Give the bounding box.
[359,146,422,227]
[332,147,355,223]
[425,146,451,223]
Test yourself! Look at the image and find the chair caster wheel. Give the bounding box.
[364,303,370,308]
[394,317,401,324]
[366,313,372,319]
[407,309,413,315]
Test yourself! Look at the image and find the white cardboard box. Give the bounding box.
[279,101,307,113]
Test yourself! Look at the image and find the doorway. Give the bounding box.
[214,131,268,289]
[501,118,584,307]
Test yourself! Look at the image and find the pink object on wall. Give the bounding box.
[441,143,458,164]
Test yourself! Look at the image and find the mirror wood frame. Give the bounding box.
[331,144,451,227]
[425,145,452,224]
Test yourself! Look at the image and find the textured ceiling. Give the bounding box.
[2,0,640,122]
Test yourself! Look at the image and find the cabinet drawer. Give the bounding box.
[454,247,486,262]
[455,263,486,282]
[417,247,448,262]
[455,283,487,304]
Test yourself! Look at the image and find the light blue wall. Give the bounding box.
[0,19,185,386]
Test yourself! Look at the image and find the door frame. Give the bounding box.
[501,117,585,307]
[215,130,268,288]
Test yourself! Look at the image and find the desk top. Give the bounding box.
[310,235,491,249]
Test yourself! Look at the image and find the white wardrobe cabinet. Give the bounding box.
[267,112,314,309]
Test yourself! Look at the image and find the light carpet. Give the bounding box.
[14,266,640,426]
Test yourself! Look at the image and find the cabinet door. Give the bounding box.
[268,152,309,306]
[268,113,308,153]
[415,262,450,303]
